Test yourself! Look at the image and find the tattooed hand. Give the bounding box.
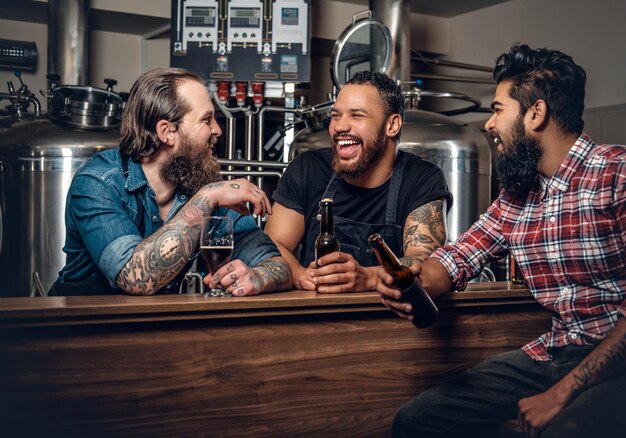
[203,256,291,295]
[198,178,271,217]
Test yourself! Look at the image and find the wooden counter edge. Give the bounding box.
[0,281,535,327]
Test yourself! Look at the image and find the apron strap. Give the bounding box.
[321,151,407,225]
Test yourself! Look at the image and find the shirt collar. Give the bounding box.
[124,157,149,192]
[543,133,595,195]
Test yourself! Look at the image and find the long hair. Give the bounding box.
[493,44,586,135]
[119,67,204,160]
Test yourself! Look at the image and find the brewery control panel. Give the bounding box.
[171,0,311,83]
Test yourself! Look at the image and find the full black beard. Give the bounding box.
[496,117,542,199]
[331,126,387,180]
[160,137,222,196]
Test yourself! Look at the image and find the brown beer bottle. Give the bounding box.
[509,254,526,285]
[315,198,340,268]
[368,233,438,328]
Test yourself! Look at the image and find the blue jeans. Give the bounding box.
[393,346,626,437]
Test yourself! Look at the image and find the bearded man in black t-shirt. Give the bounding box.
[265,71,452,292]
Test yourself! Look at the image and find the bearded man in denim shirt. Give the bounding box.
[50,67,291,296]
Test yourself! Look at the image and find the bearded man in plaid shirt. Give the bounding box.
[376,44,625,438]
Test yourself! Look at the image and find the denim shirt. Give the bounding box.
[54,149,280,294]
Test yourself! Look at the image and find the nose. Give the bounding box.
[330,114,350,134]
[212,120,222,137]
[484,113,495,132]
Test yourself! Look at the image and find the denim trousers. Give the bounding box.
[392,346,626,438]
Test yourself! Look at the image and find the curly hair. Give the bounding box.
[493,44,586,135]
[119,67,204,160]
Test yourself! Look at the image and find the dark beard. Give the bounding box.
[331,126,386,180]
[496,117,542,199]
[160,137,222,196]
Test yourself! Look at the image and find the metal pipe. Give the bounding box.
[218,158,287,170]
[244,111,254,180]
[48,0,90,85]
[411,51,494,73]
[256,105,297,167]
[220,170,284,178]
[371,0,410,83]
[410,73,495,85]
[225,117,236,176]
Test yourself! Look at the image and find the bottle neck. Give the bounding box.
[370,236,401,267]
[319,203,334,234]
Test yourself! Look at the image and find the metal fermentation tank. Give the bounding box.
[0,0,122,296]
[0,118,119,296]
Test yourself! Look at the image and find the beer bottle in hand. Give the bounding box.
[368,233,438,328]
[509,254,526,285]
[315,197,340,268]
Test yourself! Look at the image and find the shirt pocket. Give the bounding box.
[564,220,623,284]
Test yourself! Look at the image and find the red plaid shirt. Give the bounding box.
[432,134,626,361]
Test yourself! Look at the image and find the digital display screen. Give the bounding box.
[191,8,211,17]
[282,8,298,18]
[233,8,257,18]
[281,8,299,25]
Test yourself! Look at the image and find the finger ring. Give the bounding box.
[230,183,240,189]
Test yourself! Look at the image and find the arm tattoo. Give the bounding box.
[251,259,291,292]
[403,200,446,263]
[570,330,626,395]
[116,187,217,295]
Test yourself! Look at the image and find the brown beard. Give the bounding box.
[331,126,387,180]
[160,135,222,196]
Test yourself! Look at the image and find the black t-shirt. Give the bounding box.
[273,148,452,247]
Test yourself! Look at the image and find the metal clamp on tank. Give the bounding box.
[0,71,41,118]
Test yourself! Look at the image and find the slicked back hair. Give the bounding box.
[493,44,586,135]
[119,67,204,160]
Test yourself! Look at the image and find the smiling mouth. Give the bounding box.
[335,138,361,159]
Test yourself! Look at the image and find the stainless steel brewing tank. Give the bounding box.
[289,108,492,243]
[0,116,120,296]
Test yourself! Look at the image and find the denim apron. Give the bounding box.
[301,152,407,267]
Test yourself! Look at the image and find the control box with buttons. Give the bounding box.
[171,0,310,83]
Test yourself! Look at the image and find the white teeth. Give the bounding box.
[337,139,359,146]
[493,137,500,144]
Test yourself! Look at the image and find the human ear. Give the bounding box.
[386,114,403,138]
[527,100,548,131]
[156,120,176,145]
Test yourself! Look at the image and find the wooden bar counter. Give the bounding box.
[0,282,550,437]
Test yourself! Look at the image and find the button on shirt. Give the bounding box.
[432,134,626,361]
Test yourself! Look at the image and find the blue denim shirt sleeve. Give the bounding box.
[216,208,281,266]
[68,172,143,286]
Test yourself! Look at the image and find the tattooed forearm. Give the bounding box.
[570,329,626,395]
[117,221,198,294]
[116,185,221,295]
[403,200,447,262]
[252,258,292,292]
